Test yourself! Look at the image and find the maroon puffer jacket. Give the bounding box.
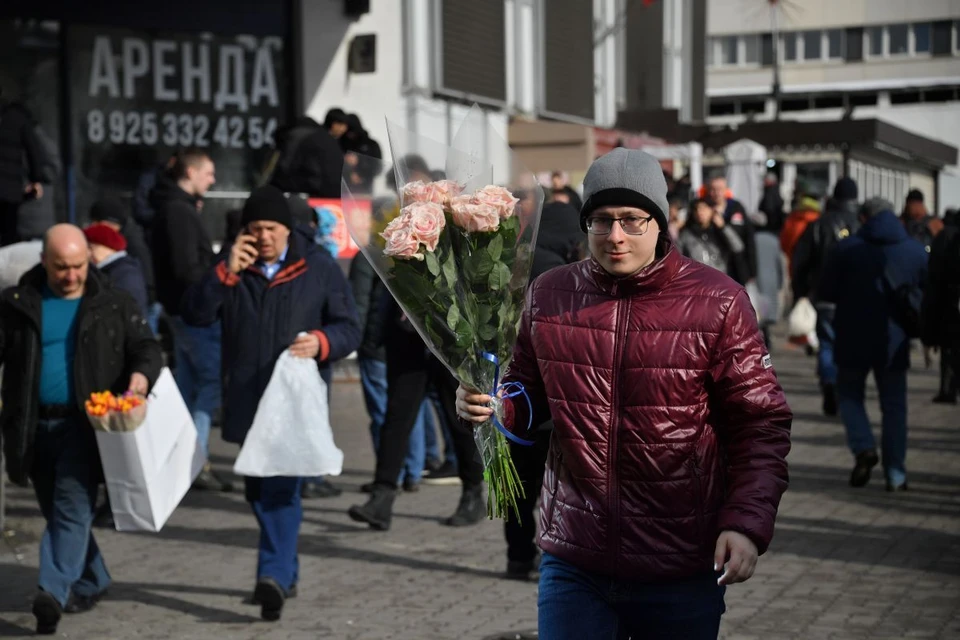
[503,247,792,580]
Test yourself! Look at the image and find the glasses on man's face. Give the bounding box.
[585,215,653,236]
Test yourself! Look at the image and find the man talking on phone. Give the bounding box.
[182,185,360,622]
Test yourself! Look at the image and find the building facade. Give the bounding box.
[704,0,960,212]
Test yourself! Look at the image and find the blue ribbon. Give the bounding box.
[479,351,535,446]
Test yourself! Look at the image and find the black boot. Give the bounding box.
[33,591,62,635]
[254,578,285,622]
[443,485,485,527]
[849,450,879,488]
[348,486,396,530]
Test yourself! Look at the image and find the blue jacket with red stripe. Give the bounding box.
[182,228,361,445]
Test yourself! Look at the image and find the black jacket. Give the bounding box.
[121,220,156,304]
[922,225,960,349]
[790,198,860,302]
[181,229,361,444]
[149,175,214,315]
[531,202,584,280]
[0,102,49,204]
[757,184,785,232]
[270,117,344,198]
[722,198,757,283]
[99,252,150,317]
[0,266,162,484]
[349,250,386,361]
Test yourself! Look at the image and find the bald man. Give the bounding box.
[0,224,162,635]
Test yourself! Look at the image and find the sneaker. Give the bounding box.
[253,578,285,622]
[932,393,958,405]
[33,591,62,635]
[822,384,838,417]
[423,457,443,473]
[302,478,342,499]
[849,450,879,488]
[360,482,375,494]
[193,464,234,492]
[886,480,909,492]
[65,590,106,614]
[402,478,421,493]
[422,461,461,486]
[443,485,485,527]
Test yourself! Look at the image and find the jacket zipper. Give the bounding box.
[609,293,629,569]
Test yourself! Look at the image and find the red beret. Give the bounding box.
[83,223,127,252]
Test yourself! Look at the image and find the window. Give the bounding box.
[784,32,798,61]
[867,26,883,56]
[803,30,822,60]
[707,38,715,66]
[743,34,760,64]
[827,29,844,59]
[761,33,774,65]
[889,24,908,55]
[931,20,952,55]
[845,27,864,61]
[914,23,931,53]
[721,35,737,65]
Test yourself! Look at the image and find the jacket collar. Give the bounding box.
[18,263,106,299]
[588,235,681,298]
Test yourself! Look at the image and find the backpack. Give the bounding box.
[881,264,923,338]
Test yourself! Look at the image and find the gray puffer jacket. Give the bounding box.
[677,222,746,278]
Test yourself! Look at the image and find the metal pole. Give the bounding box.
[770,0,782,120]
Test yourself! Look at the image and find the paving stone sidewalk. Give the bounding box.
[1,336,958,639]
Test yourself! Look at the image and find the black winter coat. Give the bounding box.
[270,118,344,198]
[349,250,386,361]
[0,102,48,204]
[149,176,214,315]
[181,229,361,444]
[922,225,960,350]
[790,198,859,302]
[121,220,156,304]
[99,253,150,317]
[0,266,162,484]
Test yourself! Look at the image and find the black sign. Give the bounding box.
[67,25,287,223]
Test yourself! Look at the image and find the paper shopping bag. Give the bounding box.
[95,368,206,532]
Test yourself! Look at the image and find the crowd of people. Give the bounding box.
[0,92,957,637]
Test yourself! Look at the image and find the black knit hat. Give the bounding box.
[89,198,129,226]
[241,185,294,229]
[832,177,858,201]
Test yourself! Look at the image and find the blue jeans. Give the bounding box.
[423,384,458,467]
[815,303,838,386]
[172,317,222,457]
[146,301,164,336]
[30,418,112,607]
[359,357,426,482]
[538,553,725,639]
[837,367,908,486]
[245,476,302,592]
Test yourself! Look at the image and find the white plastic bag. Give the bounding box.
[788,297,817,346]
[233,350,343,478]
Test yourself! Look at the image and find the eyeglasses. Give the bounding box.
[585,215,653,236]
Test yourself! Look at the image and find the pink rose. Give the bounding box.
[450,194,501,233]
[429,180,465,205]
[474,185,519,219]
[404,202,446,252]
[402,180,464,206]
[381,215,423,260]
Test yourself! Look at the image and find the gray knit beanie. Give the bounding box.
[580,148,669,234]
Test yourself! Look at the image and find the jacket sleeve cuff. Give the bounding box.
[216,261,240,287]
[311,331,330,362]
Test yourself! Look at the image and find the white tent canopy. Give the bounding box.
[724,139,767,215]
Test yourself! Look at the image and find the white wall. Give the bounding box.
[300,0,405,167]
[709,0,960,35]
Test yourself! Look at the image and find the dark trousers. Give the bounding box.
[939,346,957,400]
[0,200,21,246]
[30,417,111,607]
[504,429,550,563]
[245,476,302,592]
[374,332,483,489]
[538,553,725,639]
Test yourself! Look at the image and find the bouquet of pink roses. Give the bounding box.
[342,112,544,520]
